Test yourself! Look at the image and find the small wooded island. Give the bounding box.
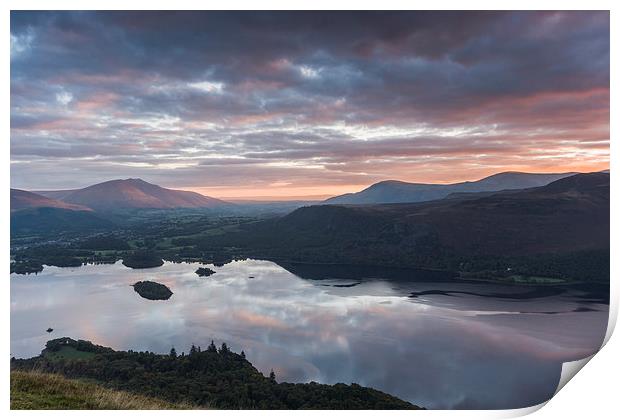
[122,252,164,269]
[132,281,173,300]
[195,267,216,277]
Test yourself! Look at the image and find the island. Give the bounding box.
[195,267,216,277]
[132,281,173,300]
[122,252,164,269]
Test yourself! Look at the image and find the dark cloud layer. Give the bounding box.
[10,11,609,197]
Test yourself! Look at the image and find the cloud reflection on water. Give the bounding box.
[10,259,607,409]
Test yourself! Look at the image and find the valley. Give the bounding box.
[10,172,610,285]
[9,170,610,409]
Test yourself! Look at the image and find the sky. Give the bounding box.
[10,11,609,200]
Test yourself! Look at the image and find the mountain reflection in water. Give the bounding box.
[10,259,608,409]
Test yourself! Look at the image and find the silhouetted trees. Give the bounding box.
[11,337,421,409]
[122,251,164,269]
[132,281,172,300]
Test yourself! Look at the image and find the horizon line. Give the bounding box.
[12,166,610,202]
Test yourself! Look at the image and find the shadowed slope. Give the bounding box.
[11,207,115,235]
[196,173,609,282]
[286,172,609,256]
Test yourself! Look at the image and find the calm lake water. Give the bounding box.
[10,259,608,409]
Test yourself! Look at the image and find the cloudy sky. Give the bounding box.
[10,11,609,199]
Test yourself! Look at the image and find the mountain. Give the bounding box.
[324,171,577,204]
[201,172,609,283]
[10,189,92,212]
[36,179,228,212]
[399,171,609,257]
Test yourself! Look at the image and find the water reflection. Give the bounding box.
[10,259,608,409]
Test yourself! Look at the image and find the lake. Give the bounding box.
[10,259,608,409]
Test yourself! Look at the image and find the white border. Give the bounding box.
[2,2,617,419]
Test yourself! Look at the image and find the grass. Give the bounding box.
[11,370,196,410]
[43,345,97,361]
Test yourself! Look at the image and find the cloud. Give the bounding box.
[187,81,225,94]
[55,91,73,105]
[10,11,609,196]
[10,29,34,57]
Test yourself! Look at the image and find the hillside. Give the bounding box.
[325,171,576,204]
[10,189,92,212]
[192,173,609,283]
[401,171,610,256]
[36,178,228,212]
[11,207,115,235]
[32,189,76,200]
[11,338,420,410]
[11,370,192,409]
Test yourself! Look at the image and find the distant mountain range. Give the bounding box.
[31,178,228,212]
[13,171,602,213]
[324,171,579,205]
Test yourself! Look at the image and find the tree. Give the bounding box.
[219,342,229,354]
[269,370,276,383]
[169,347,177,359]
[240,350,246,359]
[190,344,197,355]
[207,340,217,353]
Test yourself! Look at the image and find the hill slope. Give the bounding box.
[198,173,609,282]
[12,338,420,410]
[325,171,576,204]
[37,179,228,212]
[11,207,115,235]
[10,189,92,212]
[11,370,191,409]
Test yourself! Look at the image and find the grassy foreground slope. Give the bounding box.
[11,370,192,409]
